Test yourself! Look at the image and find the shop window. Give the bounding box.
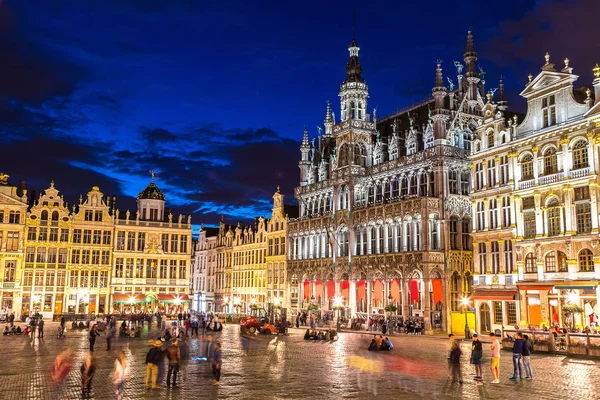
[507,302,517,325]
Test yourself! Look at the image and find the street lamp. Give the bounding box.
[461,297,471,339]
[333,295,344,331]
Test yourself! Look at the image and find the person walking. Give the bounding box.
[522,334,533,380]
[145,340,163,389]
[184,318,191,337]
[80,353,96,398]
[106,323,116,351]
[113,351,128,400]
[89,325,100,352]
[8,312,14,328]
[446,334,455,379]
[211,342,222,385]
[191,318,199,337]
[38,318,45,338]
[449,340,463,384]
[166,339,181,387]
[470,333,483,380]
[489,332,501,384]
[509,332,525,381]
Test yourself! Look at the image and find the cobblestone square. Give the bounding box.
[0,322,599,399]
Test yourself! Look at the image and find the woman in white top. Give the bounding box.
[113,352,128,400]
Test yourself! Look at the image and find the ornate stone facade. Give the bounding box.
[287,33,484,333]
[471,55,600,331]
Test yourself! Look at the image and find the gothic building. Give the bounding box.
[286,32,490,333]
[471,55,600,332]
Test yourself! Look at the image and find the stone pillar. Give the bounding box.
[483,199,490,230]
[402,279,410,316]
[423,277,432,332]
[534,193,543,237]
[473,241,480,274]
[485,241,492,274]
[591,183,599,234]
[560,138,570,178]
[496,196,503,229]
[366,280,372,317]
[531,145,540,181]
[349,280,357,316]
[482,159,488,189]
[298,281,303,311]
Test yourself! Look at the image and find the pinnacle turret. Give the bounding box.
[324,102,333,137]
[497,76,508,111]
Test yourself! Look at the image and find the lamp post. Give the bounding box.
[462,297,471,339]
[333,296,344,332]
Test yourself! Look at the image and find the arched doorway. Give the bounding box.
[480,303,491,333]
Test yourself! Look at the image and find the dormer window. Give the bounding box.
[542,95,556,128]
[487,131,494,148]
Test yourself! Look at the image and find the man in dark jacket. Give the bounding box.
[89,325,100,351]
[449,342,463,384]
[509,332,525,381]
[470,333,483,380]
[145,341,163,389]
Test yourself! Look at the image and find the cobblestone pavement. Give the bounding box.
[0,321,599,399]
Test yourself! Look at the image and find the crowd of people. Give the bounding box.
[303,328,338,341]
[43,311,226,398]
[367,335,394,351]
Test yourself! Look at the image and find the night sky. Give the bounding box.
[1,0,599,228]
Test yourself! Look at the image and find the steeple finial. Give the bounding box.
[435,60,444,88]
[541,52,556,72]
[593,63,600,79]
[149,170,155,183]
[325,101,332,122]
[466,30,474,53]
[301,127,309,147]
[545,52,550,65]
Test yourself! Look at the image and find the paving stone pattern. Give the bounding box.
[0,321,599,399]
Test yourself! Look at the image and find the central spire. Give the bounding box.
[344,39,364,84]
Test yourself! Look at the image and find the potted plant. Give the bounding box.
[384,304,398,313]
[567,338,588,355]
[533,337,549,352]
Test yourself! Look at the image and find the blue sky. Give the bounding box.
[1,0,598,227]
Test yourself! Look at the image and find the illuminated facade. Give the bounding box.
[192,227,217,312]
[231,218,267,312]
[266,188,292,310]
[286,33,487,333]
[213,218,233,312]
[0,174,28,315]
[471,57,600,331]
[111,177,192,314]
[0,174,192,317]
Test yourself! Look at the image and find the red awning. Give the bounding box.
[471,290,517,301]
[113,294,146,303]
[157,294,190,303]
[432,278,444,305]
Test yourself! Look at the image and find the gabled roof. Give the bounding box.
[520,70,578,98]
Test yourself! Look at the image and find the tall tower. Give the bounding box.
[299,128,311,186]
[137,171,166,221]
[431,62,449,142]
[463,30,480,109]
[324,102,333,137]
[339,39,369,123]
[497,77,508,111]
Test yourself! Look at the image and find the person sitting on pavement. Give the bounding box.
[304,329,310,340]
[325,330,331,341]
[385,337,394,350]
[3,324,11,335]
[368,335,378,351]
[380,338,390,351]
[376,335,384,348]
[23,325,31,335]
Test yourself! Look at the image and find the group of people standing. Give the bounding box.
[446,331,534,385]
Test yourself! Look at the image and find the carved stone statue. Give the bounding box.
[453,61,463,74]
[330,149,337,169]
[391,119,397,133]
[317,126,323,135]
[447,77,455,91]
[125,210,130,220]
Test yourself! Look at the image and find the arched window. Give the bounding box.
[41,210,48,221]
[395,223,402,252]
[419,172,427,196]
[377,224,384,254]
[557,251,568,272]
[521,154,534,180]
[369,225,376,255]
[400,176,408,197]
[543,147,557,175]
[487,131,494,148]
[547,198,561,236]
[368,185,375,204]
[545,252,556,272]
[386,224,393,253]
[572,140,589,170]
[449,216,459,250]
[451,272,462,311]
[391,178,399,198]
[525,253,536,273]
[405,221,412,251]
[414,219,421,251]
[579,249,594,272]
[410,175,417,195]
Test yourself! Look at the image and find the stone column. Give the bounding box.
[402,279,410,316]
[498,239,505,274]
[496,196,502,229]
[366,280,372,317]
[532,145,540,181]
[423,277,432,332]
[534,193,543,237]
[298,281,303,311]
[473,241,480,274]
[481,160,488,189]
[483,199,490,230]
[485,241,492,274]
[591,183,599,234]
[349,280,357,316]
[560,138,570,178]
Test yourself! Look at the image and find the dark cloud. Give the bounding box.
[0,3,87,104]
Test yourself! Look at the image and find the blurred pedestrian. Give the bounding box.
[449,340,463,384]
[80,353,96,398]
[145,340,163,389]
[446,334,455,379]
[211,342,222,385]
[38,318,45,338]
[166,339,181,387]
[113,352,128,400]
[470,333,483,380]
[107,323,116,351]
[49,348,73,386]
[490,332,501,384]
[89,324,100,351]
[522,334,533,380]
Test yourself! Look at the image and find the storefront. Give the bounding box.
[472,290,519,333]
[517,281,599,329]
[112,293,148,314]
[157,294,190,316]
